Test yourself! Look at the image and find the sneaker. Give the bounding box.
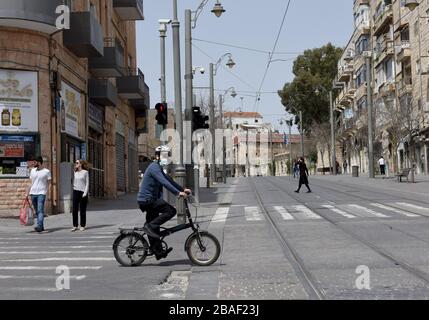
[294,190,299,193]
[71,227,78,232]
[34,226,44,233]
[143,224,160,239]
[307,190,312,193]
[79,227,85,231]
[155,247,173,261]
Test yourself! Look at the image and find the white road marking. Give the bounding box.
[6,287,61,292]
[0,246,108,249]
[211,207,230,223]
[0,266,102,270]
[0,241,110,244]
[0,275,86,280]
[1,257,116,262]
[395,202,429,212]
[0,236,113,240]
[347,204,389,218]
[371,203,420,217]
[0,251,111,255]
[322,205,356,219]
[291,205,322,220]
[245,207,264,221]
[273,206,294,220]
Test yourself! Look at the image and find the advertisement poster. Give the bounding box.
[0,69,38,132]
[61,81,84,140]
[0,143,24,158]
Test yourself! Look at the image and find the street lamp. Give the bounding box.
[209,53,236,185]
[211,0,226,17]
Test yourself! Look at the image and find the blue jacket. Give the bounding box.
[137,161,183,204]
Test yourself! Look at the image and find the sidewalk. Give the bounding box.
[0,179,235,234]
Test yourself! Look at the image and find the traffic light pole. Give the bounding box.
[172,0,186,223]
[159,21,167,146]
[209,63,216,186]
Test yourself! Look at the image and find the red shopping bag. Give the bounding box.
[19,198,34,226]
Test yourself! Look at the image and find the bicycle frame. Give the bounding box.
[158,198,198,239]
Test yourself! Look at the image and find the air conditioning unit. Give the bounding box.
[362,51,372,58]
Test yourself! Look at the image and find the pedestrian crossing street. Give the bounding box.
[211,201,428,224]
[0,232,118,295]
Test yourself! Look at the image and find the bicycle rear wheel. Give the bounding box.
[185,231,221,266]
[113,232,148,267]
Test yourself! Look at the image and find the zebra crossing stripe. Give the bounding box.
[322,205,356,219]
[291,205,322,219]
[211,207,229,223]
[395,202,429,212]
[0,266,103,270]
[347,204,389,218]
[371,203,419,217]
[0,251,111,255]
[245,207,264,221]
[0,275,86,280]
[273,206,294,220]
[1,257,116,262]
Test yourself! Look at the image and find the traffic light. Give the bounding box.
[155,103,168,126]
[192,106,209,131]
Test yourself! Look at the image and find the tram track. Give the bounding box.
[250,176,429,299]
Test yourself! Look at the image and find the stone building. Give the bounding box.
[0,0,149,217]
[334,0,429,176]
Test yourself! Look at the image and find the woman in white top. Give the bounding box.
[71,160,89,232]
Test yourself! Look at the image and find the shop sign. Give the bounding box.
[88,103,104,133]
[0,69,38,132]
[0,135,34,142]
[0,143,24,158]
[61,81,84,140]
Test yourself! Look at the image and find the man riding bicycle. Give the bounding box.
[137,145,191,260]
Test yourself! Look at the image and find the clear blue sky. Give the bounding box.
[136,0,354,133]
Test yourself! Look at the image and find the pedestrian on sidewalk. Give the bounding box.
[71,159,89,232]
[294,157,311,193]
[378,156,386,176]
[26,156,51,233]
[343,161,348,175]
[293,159,299,178]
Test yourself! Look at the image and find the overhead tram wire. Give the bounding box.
[193,38,302,56]
[253,0,292,118]
[192,43,258,92]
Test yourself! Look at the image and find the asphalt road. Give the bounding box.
[1,176,429,299]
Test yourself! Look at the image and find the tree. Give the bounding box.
[278,43,343,130]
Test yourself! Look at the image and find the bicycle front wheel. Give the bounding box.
[185,231,221,266]
[113,232,148,267]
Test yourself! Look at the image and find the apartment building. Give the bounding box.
[335,0,429,176]
[0,0,150,217]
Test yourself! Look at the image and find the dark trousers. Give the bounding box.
[380,165,386,175]
[297,175,311,192]
[72,190,88,227]
[139,199,177,250]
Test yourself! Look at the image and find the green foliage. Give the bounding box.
[309,149,318,164]
[278,43,343,131]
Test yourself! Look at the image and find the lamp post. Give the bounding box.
[183,0,226,191]
[219,87,237,183]
[209,53,236,186]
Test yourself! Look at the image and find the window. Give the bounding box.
[355,35,369,55]
[0,135,39,177]
[414,21,419,38]
[355,66,367,88]
[385,57,393,81]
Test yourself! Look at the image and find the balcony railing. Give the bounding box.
[0,0,64,34]
[88,79,118,107]
[373,4,393,36]
[396,40,411,62]
[88,37,125,77]
[116,68,147,100]
[63,11,104,58]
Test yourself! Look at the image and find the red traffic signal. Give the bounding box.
[155,103,168,126]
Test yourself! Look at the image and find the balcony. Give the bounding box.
[113,0,144,20]
[0,0,65,34]
[338,63,354,82]
[129,82,150,115]
[378,81,395,98]
[88,79,118,106]
[374,37,394,66]
[355,20,371,36]
[355,84,367,101]
[396,41,411,62]
[397,79,413,98]
[116,68,147,100]
[373,4,393,36]
[89,38,125,77]
[63,11,104,58]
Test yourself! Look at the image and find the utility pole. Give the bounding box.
[366,55,375,178]
[219,94,227,183]
[159,20,168,144]
[209,63,216,186]
[330,90,337,175]
[300,110,304,157]
[172,0,186,223]
[288,120,292,176]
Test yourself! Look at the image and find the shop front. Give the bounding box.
[88,102,105,198]
[0,69,39,215]
[116,119,126,193]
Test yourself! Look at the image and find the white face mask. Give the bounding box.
[159,158,169,167]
